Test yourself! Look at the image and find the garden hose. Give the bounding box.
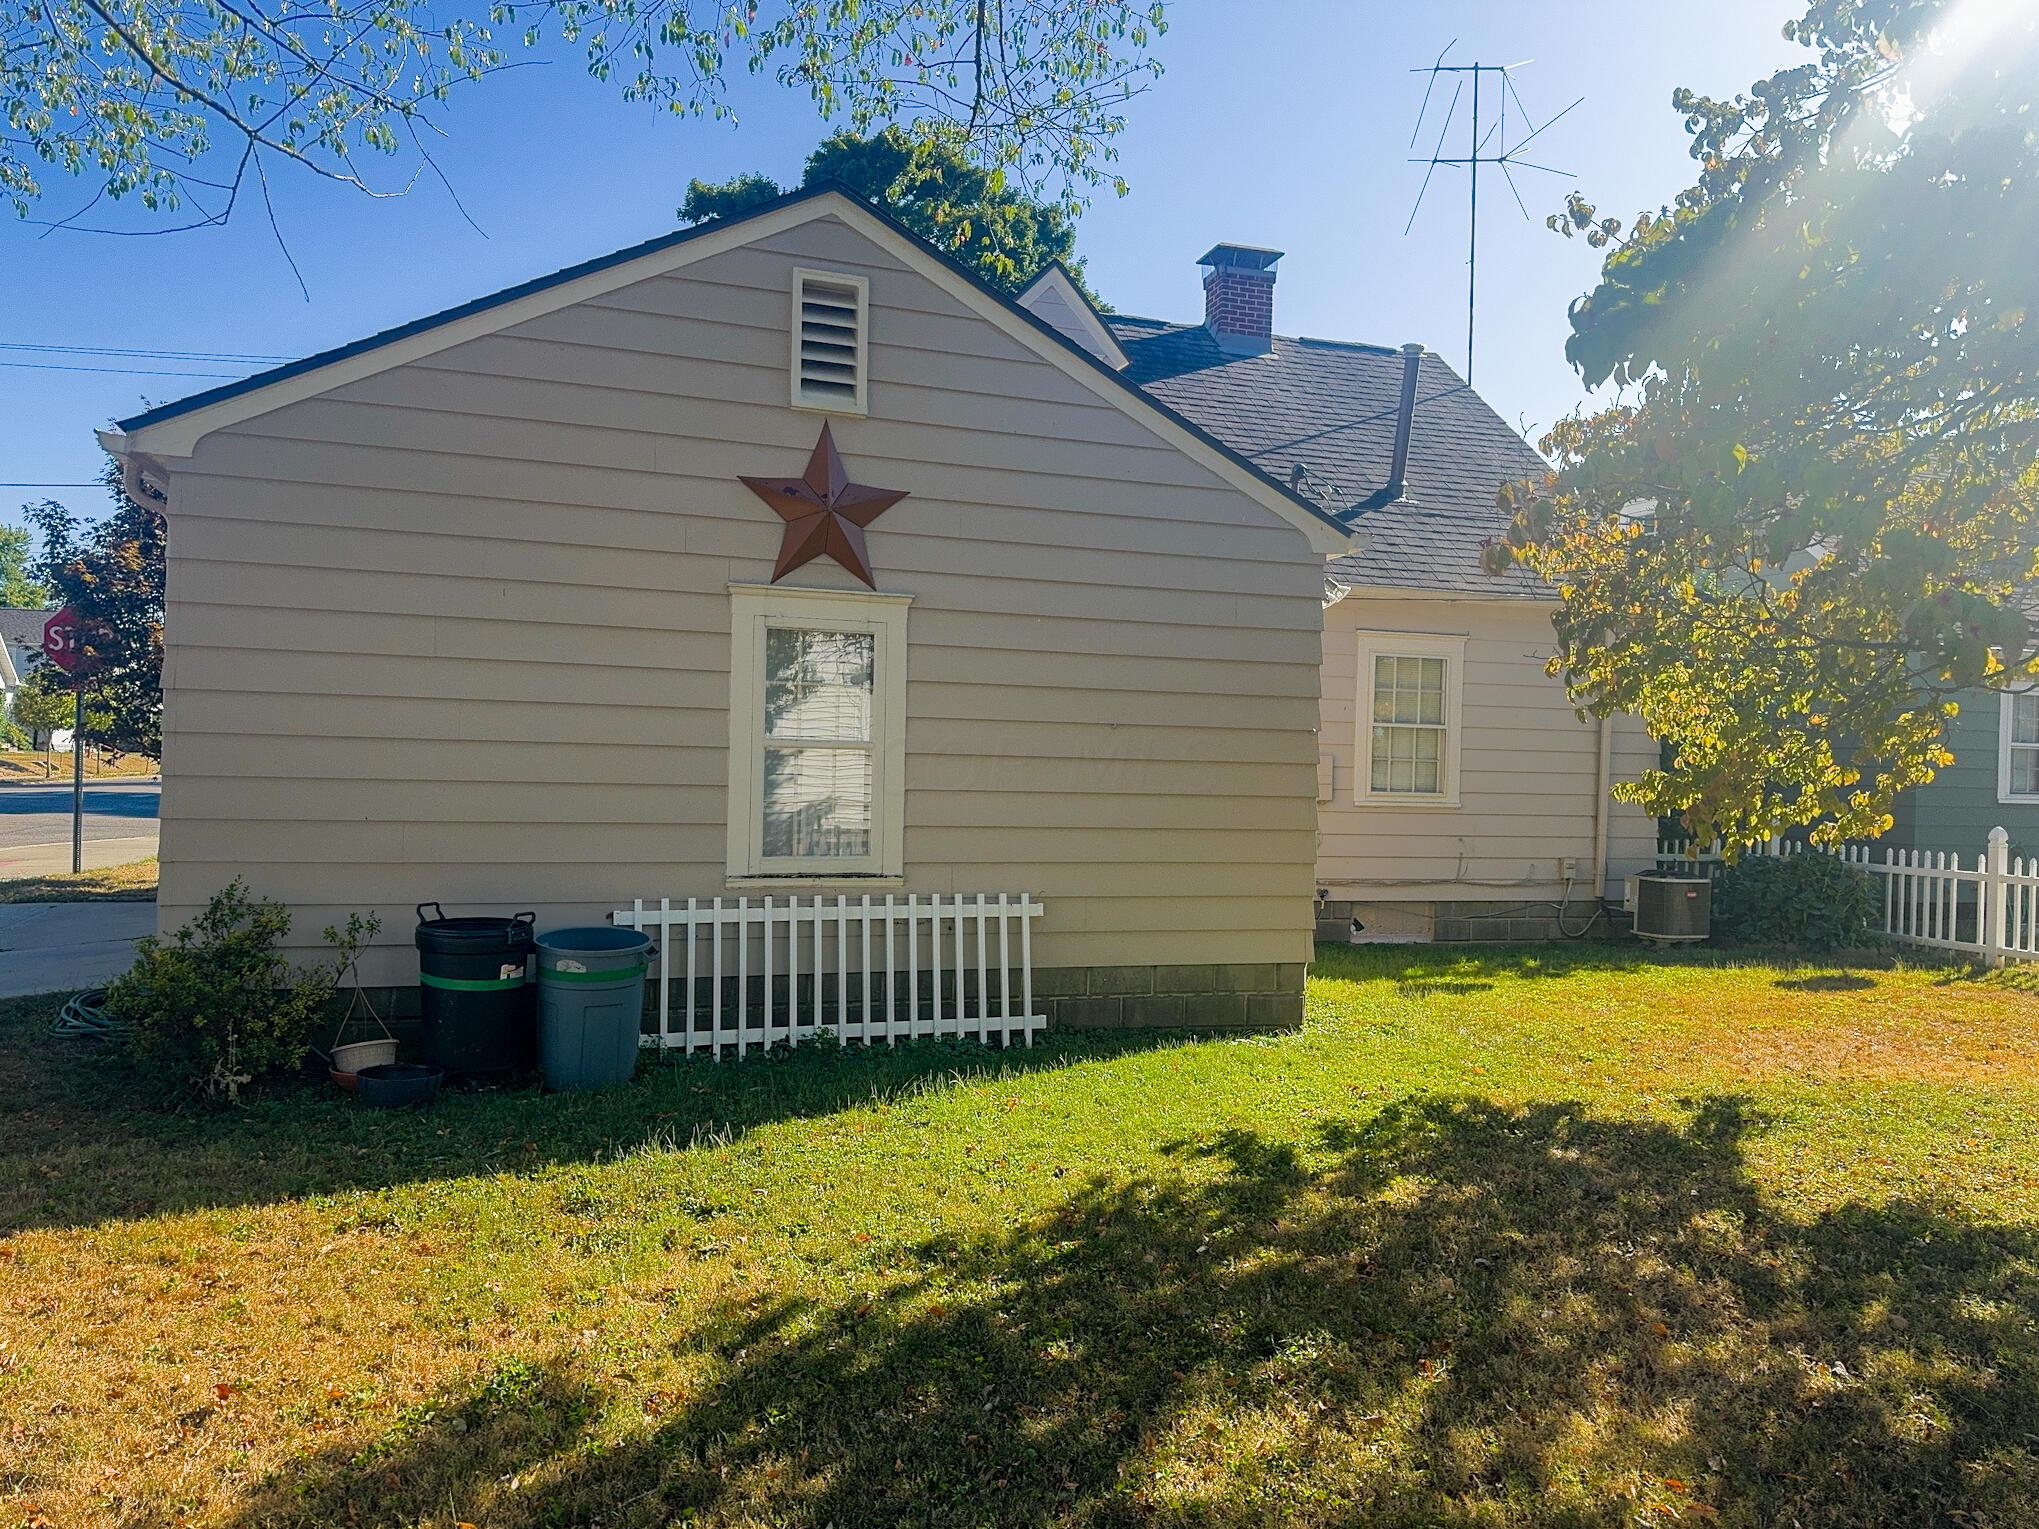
[50,988,124,1041]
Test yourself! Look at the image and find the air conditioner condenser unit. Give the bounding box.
[1632,873,1711,944]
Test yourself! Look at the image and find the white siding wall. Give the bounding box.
[1317,593,1656,899]
[154,213,1327,982]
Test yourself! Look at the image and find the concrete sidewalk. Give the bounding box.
[0,901,153,998]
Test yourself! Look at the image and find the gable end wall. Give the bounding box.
[152,213,1328,989]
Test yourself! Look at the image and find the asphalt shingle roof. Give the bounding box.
[1103,317,1551,597]
[0,607,53,651]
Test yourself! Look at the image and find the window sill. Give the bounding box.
[1999,794,2039,807]
[724,874,907,891]
[1350,795,1462,810]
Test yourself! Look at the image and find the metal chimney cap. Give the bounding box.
[1197,243,1284,272]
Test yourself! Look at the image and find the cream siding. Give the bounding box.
[1018,282,1094,352]
[1317,593,1657,900]
[1015,272,1127,369]
[152,212,1326,981]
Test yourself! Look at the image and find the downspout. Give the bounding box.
[94,430,171,517]
[1591,715,1613,903]
[119,455,155,509]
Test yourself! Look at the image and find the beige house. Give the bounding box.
[98,189,1352,1038]
[100,188,1655,1046]
[1017,245,1659,943]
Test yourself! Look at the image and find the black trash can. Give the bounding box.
[415,904,535,1075]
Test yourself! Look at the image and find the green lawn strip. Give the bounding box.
[0,753,157,782]
[0,855,157,903]
[2,945,2036,1527]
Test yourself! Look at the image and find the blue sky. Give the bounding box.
[1,0,1801,531]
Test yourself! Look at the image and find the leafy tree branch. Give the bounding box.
[1506,0,2039,848]
[20,459,166,759]
[3,0,1168,227]
[681,124,1098,297]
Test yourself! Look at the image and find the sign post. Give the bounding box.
[43,606,103,876]
[71,687,82,873]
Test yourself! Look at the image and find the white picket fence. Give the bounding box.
[612,892,1047,1055]
[1657,826,2039,966]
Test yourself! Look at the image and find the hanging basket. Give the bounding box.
[321,942,396,1093]
[329,1038,399,1089]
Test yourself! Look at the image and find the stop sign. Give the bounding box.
[42,605,103,678]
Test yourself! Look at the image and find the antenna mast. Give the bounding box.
[1405,43,1581,385]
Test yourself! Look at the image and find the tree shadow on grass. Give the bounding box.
[1773,973,1879,992]
[215,1094,2039,1529]
[0,1005,1184,1233]
[1314,940,1752,991]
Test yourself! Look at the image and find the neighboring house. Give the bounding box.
[0,606,48,717]
[1019,249,1659,942]
[97,187,1351,1028]
[1887,684,2039,861]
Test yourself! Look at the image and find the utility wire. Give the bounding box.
[0,340,291,362]
[0,359,245,379]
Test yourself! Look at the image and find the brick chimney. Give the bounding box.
[1198,243,1282,356]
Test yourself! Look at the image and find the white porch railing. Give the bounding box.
[612,892,1047,1055]
[1656,827,2038,967]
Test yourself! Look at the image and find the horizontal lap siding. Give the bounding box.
[1317,596,1657,899]
[159,212,1324,980]
[1889,689,2037,858]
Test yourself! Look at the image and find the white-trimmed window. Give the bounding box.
[790,268,869,414]
[2002,688,2039,803]
[726,584,907,880]
[1353,631,1465,807]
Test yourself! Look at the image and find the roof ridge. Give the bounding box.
[1103,313,1408,358]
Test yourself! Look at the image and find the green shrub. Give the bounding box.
[1712,851,1879,952]
[107,880,379,1103]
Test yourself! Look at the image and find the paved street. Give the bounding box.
[0,780,159,878]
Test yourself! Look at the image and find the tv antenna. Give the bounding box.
[1405,42,1582,385]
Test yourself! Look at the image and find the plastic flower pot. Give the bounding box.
[355,1063,442,1109]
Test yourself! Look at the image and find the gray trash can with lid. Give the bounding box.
[535,926,653,1090]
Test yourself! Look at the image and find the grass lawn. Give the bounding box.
[0,856,157,904]
[0,752,156,782]
[3,944,2037,1528]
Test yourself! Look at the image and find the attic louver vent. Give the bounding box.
[791,268,868,415]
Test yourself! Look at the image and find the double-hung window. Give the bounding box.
[2002,688,2039,804]
[726,585,908,880]
[1352,631,1465,807]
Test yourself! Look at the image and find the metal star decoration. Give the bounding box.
[739,423,908,588]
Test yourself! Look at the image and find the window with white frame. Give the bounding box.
[2003,689,2039,803]
[1353,631,1465,806]
[726,584,907,879]
[790,268,869,415]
